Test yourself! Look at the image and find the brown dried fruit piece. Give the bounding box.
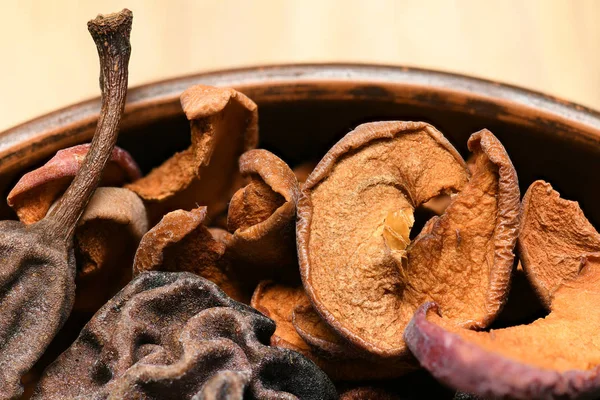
[72,187,148,311]
[0,10,132,398]
[520,180,600,307]
[126,84,258,223]
[251,282,414,381]
[133,206,247,302]
[227,149,300,282]
[298,122,520,361]
[7,144,141,225]
[405,181,600,400]
[34,272,337,399]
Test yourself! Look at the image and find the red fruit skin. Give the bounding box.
[404,303,600,400]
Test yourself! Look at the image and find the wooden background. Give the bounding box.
[1,0,598,132]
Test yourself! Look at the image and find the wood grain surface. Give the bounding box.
[0,0,598,132]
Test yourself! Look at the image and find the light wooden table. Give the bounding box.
[1,0,598,132]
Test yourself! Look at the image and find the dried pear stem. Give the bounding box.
[47,9,132,240]
[0,9,132,398]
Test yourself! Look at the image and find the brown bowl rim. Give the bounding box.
[1,63,599,173]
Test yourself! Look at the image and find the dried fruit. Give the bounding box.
[251,281,414,381]
[297,122,519,363]
[73,187,148,311]
[126,85,258,223]
[34,272,337,399]
[404,181,600,400]
[0,10,132,398]
[227,149,300,282]
[8,144,141,225]
[133,207,247,302]
[519,180,600,307]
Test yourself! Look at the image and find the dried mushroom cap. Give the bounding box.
[133,206,247,302]
[519,180,600,307]
[8,144,141,225]
[0,10,132,398]
[251,281,414,381]
[297,122,520,359]
[227,149,300,281]
[126,85,258,222]
[72,187,148,311]
[34,272,337,399]
[404,183,600,400]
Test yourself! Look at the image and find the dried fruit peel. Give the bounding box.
[7,144,141,225]
[126,85,258,221]
[405,181,600,400]
[227,149,301,281]
[298,122,519,360]
[133,207,247,302]
[251,281,416,381]
[520,180,600,307]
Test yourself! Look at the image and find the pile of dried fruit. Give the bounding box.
[2,8,599,400]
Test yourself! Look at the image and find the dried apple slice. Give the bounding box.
[298,122,519,361]
[7,144,140,224]
[226,149,300,282]
[251,281,414,380]
[126,85,258,223]
[133,206,247,302]
[520,180,600,307]
[405,181,600,400]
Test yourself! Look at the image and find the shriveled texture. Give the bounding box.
[251,281,415,381]
[227,149,301,282]
[34,272,337,400]
[7,144,141,225]
[298,122,520,359]
[126,85,258,223]
[72,187,148,311]
[519,180,600,307]
[133,207,247,302]
[404,184,600,400]
[0,10,133,398]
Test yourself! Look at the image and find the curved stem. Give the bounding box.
[46,9,132,241]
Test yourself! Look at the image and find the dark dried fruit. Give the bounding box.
[34,271,337,399]
[251,281,414,381]
[297,122,519,363]
[404,181,600,400]
[0,10,132,398]
[73,187,148,311]
[227,149,300,282]
[133,207,247,302]
[126,85,259,223]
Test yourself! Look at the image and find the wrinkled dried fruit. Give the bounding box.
[227,149,300,282]
[133,207,247,302]
[405,181,600,400]
[251,281,414,381]
[126,85,258,223]
[34,272,337,399]
[0,10,132,398]
[297,122,520,362]
[8,144,140,225]
[519,180,600,307]
[72,187,148,311]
